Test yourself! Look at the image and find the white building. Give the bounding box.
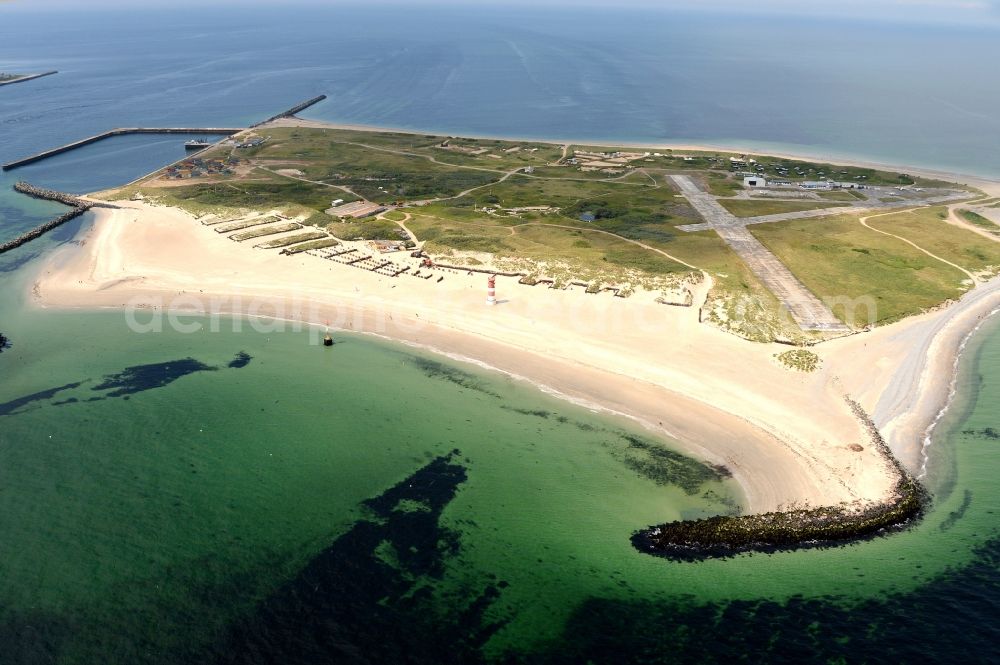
[743,176,767,188]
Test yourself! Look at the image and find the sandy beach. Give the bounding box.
[28,195,1000,516]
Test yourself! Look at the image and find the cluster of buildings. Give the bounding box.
[164,156,238,180]
[732,155,872,187]
[742,176,868,191]
[231,136,266,150]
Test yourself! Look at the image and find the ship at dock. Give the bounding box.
[184,139,213,150]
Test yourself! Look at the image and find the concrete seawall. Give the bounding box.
[2,94,331,255]
[0,71,58,88]
[3,93,328,171]
[2,128,243,171]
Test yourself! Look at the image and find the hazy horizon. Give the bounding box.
[1,0,999,28]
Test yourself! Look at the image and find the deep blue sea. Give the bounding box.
[1,4,1000,663]
[3,5,1000,183]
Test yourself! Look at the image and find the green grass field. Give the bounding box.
[162,178,336,212]
[718,199,846,218]
[322,217,407,241]
[817,190,866,201]
[752,213,972,325]
[868,208,1000,276]
[116,125,975,341]
[704,173,743,197]
[958,209,999,231]
[406,201,802,340]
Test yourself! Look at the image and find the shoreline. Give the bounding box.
[270,116,1000,195]
[30,201,1000,524]
[47,297,759,508]
[917,304,1000,479]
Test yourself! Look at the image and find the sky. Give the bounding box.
[1,0,998,26]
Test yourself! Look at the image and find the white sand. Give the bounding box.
[30,197,1000,515]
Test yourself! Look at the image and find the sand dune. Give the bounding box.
[31,201,1000,514]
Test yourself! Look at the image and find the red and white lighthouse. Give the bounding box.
[486,275,496,306]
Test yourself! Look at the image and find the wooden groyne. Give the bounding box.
[2,127,244,171]
[253,95,328,127]
[0,182,119,256]
[0,71,58,88]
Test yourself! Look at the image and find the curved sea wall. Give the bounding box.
[632,398,925,560]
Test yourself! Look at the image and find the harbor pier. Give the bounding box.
[2,128,243,171]
[3,94,328,171]
[1,94,331,253]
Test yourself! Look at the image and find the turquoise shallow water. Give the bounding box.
[2,6,1000,182]
[1,247,999,662]
[0,275,743,661]
[2,5,1000,661]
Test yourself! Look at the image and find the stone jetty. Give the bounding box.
[0,182,118,256]
[0,71,58,88]
[631,397,924,561]
[252,95,328,127]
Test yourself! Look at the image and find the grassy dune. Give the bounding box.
[959,209,1000,232]
[122,125,974,341]
[323,217,405,241]
[719,199,845,218]
[752,213,972,324]
[868,208,1000,276]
